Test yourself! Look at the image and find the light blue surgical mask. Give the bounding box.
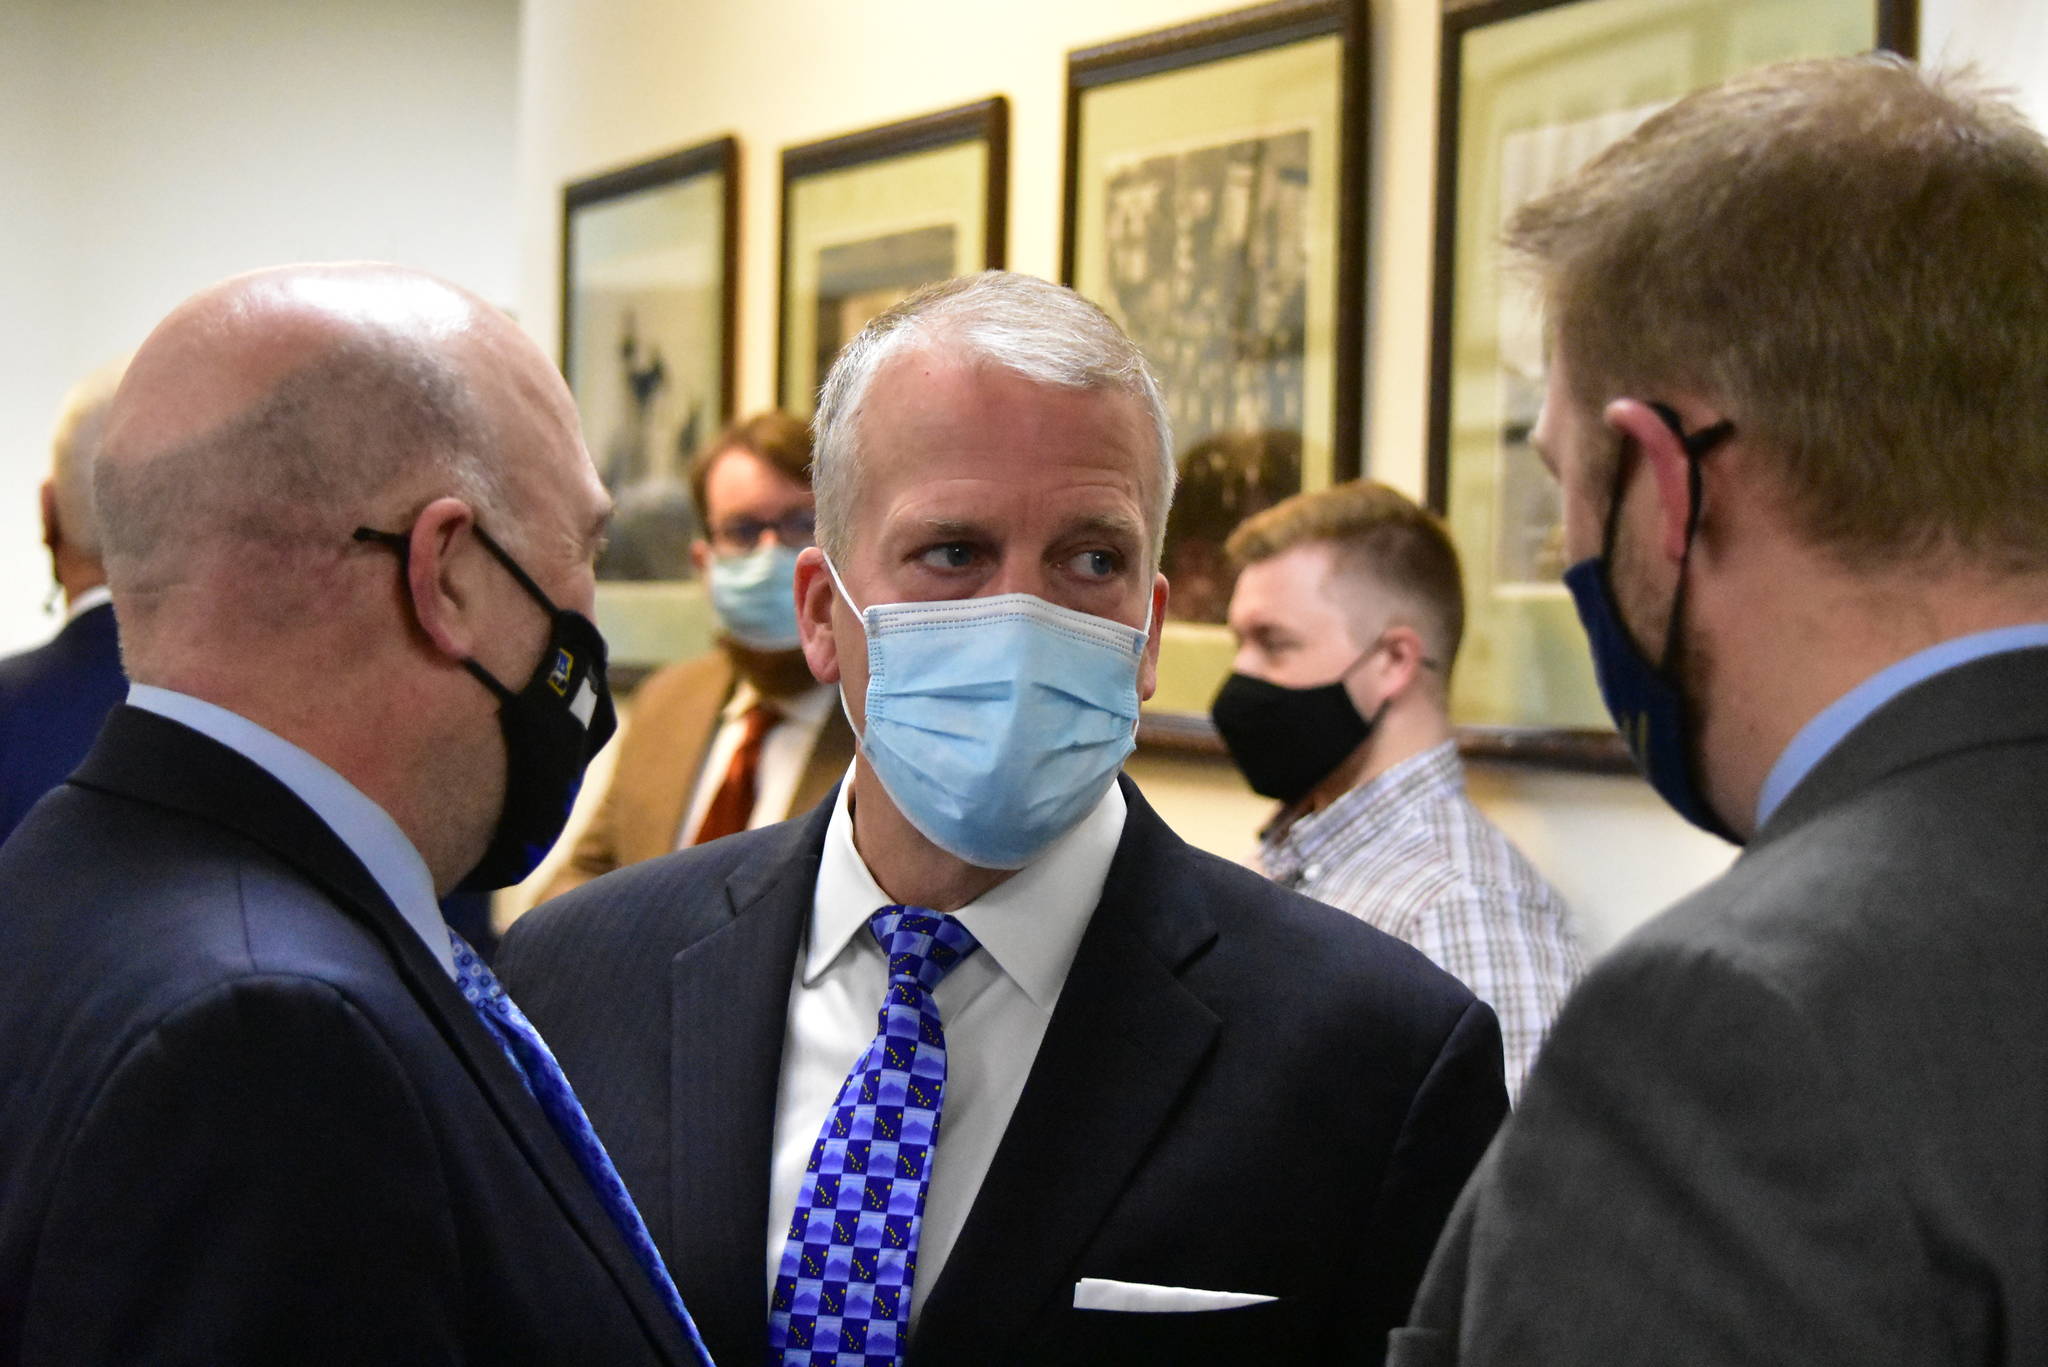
[826,557,1150,869]
[708,543,803,650]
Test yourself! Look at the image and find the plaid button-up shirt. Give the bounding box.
[1261,740,1583,1102]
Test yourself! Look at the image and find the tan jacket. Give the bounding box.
[543,651,855,899]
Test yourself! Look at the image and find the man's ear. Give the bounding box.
[1137,572,1168,702]
[794,547,841,684]
[38,480,61,555]
[689,538,711,578]
[399,496,486,661]
[1371,623,1429,703]
[1605,399,1698,564]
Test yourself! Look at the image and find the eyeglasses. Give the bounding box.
[712,509,816,551]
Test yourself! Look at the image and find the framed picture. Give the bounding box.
[1427,0,1914,766]
[1062,0,1368,742]
[778,98,1008,415]
[561,136,739,672]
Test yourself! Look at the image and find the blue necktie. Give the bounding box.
[449,932,715,1367]
[767,907,981,1366]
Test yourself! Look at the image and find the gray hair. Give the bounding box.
[810,270,1176,567]
[48,356,129,561]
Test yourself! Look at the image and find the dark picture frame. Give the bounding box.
[1062,0,1369,746]
[560,135,739,670]
[777,98,1009,415]
[1426,0,1916,769]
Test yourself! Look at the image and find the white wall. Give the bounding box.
[0,0,521,653]
[1922,0,2048,132]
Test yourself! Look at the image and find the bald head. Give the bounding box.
[97,264,586,671]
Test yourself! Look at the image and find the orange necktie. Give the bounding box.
[692,702,779,844]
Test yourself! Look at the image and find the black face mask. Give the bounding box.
[355,523,618,891]
[1210,647,1379,804]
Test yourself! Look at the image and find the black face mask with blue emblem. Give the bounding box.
[355,523,618,890]
[1560,403,1739,844]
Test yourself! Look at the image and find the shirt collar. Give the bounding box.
[126,684,454,978]
[720,678,762,722]
[808,766,1126,1011]
[1756,623,2048,829]
[65,584,112,624]
[1262,739,1462,883]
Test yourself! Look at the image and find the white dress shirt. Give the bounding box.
[127,684,453,979]
[64,583,112,624]
[674,679,838,847]
[764,769,1127,1319]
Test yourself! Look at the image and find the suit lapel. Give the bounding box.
[666,797,834,1366]
[71,705,695,1365]
[913,780,1222,1364]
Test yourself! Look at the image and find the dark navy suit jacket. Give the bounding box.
[0,601,125,846]
[501,777,1509,1367]
[0,706,697,1365]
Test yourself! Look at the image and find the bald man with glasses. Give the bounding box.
[544,412,854,896]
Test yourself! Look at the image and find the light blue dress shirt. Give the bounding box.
[127,684,455,979]
[1755,623,2048,829]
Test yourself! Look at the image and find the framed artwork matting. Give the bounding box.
[778,98,1009,416]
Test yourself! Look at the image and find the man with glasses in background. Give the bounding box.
[544,412,854,895]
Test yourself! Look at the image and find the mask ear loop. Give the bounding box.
[820,554,875,750]
[354,522,530,703]
[1643,403,1736,677]
[821,553,869,623]
[1315,633,1400,739]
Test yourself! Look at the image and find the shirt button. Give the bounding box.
[1302,863,1322,880]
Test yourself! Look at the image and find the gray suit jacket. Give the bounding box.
[1392,644,2048,1367]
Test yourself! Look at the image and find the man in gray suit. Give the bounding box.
[1392,55,2048,1365]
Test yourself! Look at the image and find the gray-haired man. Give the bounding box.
[500,270,1507,1367]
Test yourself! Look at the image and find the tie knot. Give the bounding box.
[867,906,980,991]
[739,700,779,743]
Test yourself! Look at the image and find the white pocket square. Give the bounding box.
[1072,1277,1277,1313]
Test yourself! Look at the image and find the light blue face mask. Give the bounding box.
[826,557,1150,869]
[708,543,803,650]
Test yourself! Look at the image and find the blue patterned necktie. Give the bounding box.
[449,932,715,1367]
[767,907,982,1366]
